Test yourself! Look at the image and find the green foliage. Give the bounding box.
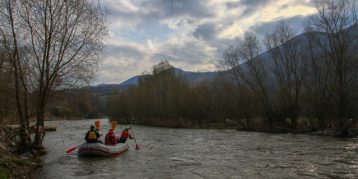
[12,159,26,166]
[0,167,9,179]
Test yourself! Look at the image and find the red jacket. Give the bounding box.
[105,130,117,145]
[120,130,133,139]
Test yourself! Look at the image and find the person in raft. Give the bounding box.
[85,125,100,143]
[105,129,117,145]
[94,120,104,143]
[117,126,133,143]
[105,120,117,145]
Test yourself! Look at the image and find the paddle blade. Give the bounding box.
[135,144,140,150]
[111,121,117,130]
[66,146,78,154]
[95,120,101,130]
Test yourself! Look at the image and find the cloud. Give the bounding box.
[226,0,274,17]
[241,0,274,17]
[193,23,218,40]
[95,0,318,84]
[105,44,144,59]
[248,15,313,44]
[102,0,213,29]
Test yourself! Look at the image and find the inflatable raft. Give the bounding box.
[78,143,129,157]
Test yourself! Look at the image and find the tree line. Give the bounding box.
[107,0,358,136]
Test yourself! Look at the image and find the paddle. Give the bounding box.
[130,129,140,150]
[66,144,83,154]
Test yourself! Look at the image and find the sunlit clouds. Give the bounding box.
[97,0,317,84]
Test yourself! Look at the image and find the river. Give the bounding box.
[34,119,358,179]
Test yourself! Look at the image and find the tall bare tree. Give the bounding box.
[306,0,358,135]
[0,0,32,151]
[0,0,107,151]
[265,22,306,130]
[223,34,277,129]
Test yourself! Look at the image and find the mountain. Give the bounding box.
[87,68,218,95]
[119,76,140,86]
[174,68,218,84]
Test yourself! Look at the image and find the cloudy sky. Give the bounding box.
[97,0,317,84]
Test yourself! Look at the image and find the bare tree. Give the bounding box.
[0,0,32,151]
[222,34,277,129]
[302,28,333,129]
[0,0,107,151]
[306,0,358,135]
[265,22,306,130]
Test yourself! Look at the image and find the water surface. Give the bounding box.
[35,119,358,179]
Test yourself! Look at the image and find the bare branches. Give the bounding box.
[0,0,107,149]
[307,0,358,130]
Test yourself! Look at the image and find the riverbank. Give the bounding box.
[111,117,358,138]
[0,150,41,179]
[0,127,41,179]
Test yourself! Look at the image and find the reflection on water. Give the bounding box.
[34,119,358,179]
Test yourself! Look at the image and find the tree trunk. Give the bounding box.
[32,106,46,154]
[291,117,297,131]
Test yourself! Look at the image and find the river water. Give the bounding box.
[34,119,358,179]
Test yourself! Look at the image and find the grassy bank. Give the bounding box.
[0,127,41,179]
[0,155,40,179]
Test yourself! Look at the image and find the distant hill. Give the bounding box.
[174,68,218,84]
[87,68,219,96]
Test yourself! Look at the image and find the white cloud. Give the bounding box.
[95,0,317,84]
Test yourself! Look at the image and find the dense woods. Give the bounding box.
[107,0,358,136]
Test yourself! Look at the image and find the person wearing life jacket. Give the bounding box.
[94,120,104,143]
[85,125,100,143]
[105,129,117,145]
[117,126,133,143]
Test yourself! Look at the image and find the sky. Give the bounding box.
[96,0,317,84]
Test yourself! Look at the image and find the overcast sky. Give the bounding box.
[96,0,317,84]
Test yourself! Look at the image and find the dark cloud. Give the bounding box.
[160,0,214,18]
[104,0,214,28]
[105,44,144,60]
[241,0,273,17]
[240,0,272,7]
[226,0,274,17]
[193,23,218,40]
